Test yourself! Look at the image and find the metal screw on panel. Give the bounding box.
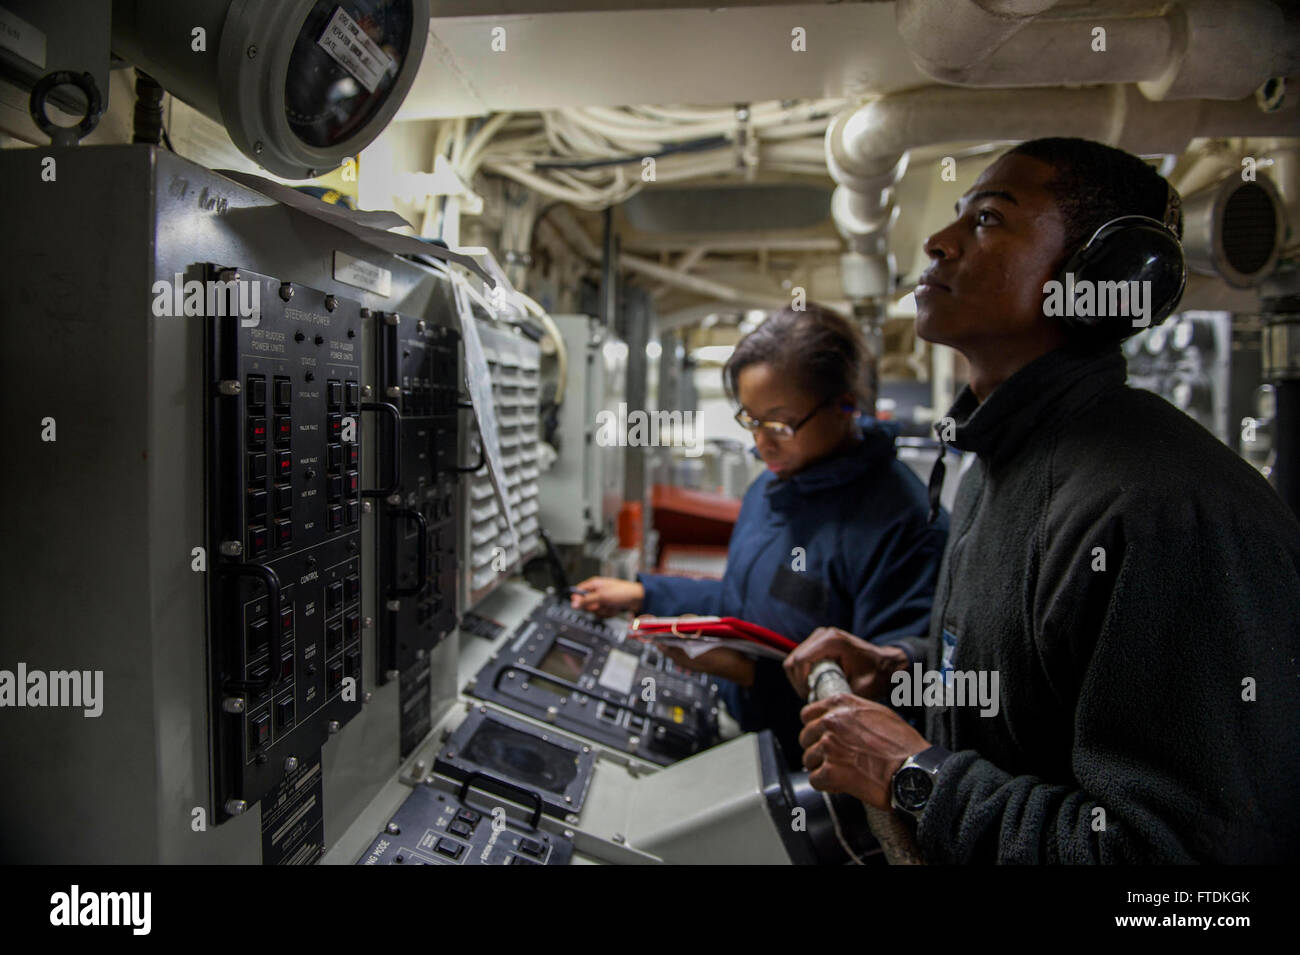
[324,295,337,312]
[417,320,427,333]
[256,753,268,764]
[279,282,294,301]
[563,795,571,803]
[362,501,373,514]
[565,814,579,824]
[387,493,401,505]
[362,384,373,398]
[414,760,426,775]
[224,799,247,816]
[363,692,372,703]
[627,736,640,750]
[363,616,373,629]
[564,829,575,838]
[386,385,401,398]
[386,669,400,681]
[581,746,590,754]
[246,45,257,59]
[478,705,487,714]
[387,599,401,611]
[360,308,372,319]
[328,720,340,734]
[219,540,242,557]
[284,756,298,773]
[384,312,400,327]
[221,697,245,714]
[445,749,456,759]
[386,822,400,835]
[253,141,263,154]
[545,706,558,722]
[217,380,241,396]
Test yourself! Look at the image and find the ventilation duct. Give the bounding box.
[1183,175,1289,288]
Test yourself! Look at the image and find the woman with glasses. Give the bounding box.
[571,304,949,766]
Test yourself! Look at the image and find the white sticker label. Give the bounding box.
[598,649,639,697]
[333,250,391,296]
[0,6,47,68]
[317,6,395,94]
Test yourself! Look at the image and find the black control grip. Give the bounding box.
[360,401,401,496]
[221,562,282,695]
[459,771,544,830]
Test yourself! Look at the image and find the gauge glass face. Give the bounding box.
[286,0,414,148]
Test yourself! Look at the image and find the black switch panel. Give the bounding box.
[374,305,461,757]
[356,784,574,866]
[468,597,721,766]
[207,267,365,818]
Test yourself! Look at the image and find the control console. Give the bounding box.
[468,597,720,764]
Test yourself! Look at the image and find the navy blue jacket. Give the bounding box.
[638,418,949,765]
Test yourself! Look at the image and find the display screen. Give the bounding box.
[462,720,580,794]
[537,640,589,685]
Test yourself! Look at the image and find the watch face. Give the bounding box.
[894,766,934,813]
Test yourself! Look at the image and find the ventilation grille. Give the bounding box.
[1221,182,1280,279]
[466,321,541,604]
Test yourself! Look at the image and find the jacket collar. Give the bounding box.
[923,342,1126,523]
[765,417,898,512]
[941,342,1126,466]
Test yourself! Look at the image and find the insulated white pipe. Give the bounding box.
[826,83,1300,252]
[896,0,1300,101]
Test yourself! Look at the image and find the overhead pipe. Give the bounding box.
[896,0,1300,101]
[826,84,1300,298]
[544,207,789,309]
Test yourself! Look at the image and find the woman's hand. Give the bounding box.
[569,576,645,617]
[658,644,755,687]
[783,626,909,701]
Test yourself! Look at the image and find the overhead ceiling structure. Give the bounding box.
[392,0,1298,320]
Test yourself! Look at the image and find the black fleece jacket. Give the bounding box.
[901,342,1300,864]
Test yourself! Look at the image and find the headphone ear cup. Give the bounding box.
[1051,216,1187,340]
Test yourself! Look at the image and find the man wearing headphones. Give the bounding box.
[784,137,1300,863]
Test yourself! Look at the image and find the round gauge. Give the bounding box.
[286,1,415,149]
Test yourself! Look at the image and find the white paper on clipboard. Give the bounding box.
[647,636,788,661]
[449,271,521,565]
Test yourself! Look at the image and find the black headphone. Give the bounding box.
[1052,181,1187,341]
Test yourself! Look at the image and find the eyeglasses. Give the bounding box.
[734,395,835,439]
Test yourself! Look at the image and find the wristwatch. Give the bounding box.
[891,744,953,821]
